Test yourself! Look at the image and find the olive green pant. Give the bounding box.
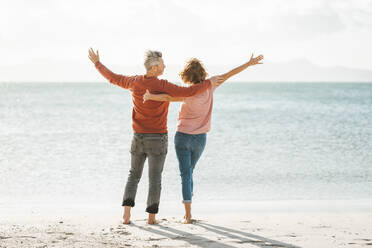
[122,133,168,214]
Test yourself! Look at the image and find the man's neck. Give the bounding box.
[145,71,158,78]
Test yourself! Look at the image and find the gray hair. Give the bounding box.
[144,50,162,71]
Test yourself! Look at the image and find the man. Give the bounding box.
[88,48,222,224]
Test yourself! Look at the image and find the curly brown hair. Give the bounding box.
[179,58,208,84]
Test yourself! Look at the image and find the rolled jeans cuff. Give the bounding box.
[122,198,135,207]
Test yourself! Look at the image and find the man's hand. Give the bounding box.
[209,75,224,87]
[247,54,264,66]
[88,48,100,64]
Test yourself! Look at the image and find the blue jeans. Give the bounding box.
[174,131,207,203]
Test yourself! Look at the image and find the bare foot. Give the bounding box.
[147,219,160,225]
[122,206,131,224]
[122,214,131,224]
[183,215,192,224]
[147,213,159,225]
[183,202,192,224]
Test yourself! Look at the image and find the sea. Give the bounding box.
[1,82,372,212]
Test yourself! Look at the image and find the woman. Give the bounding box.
[143,54,264,223]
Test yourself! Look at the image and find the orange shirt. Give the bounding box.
[95,62,211,133]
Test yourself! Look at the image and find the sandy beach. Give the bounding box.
[1,201,371,248]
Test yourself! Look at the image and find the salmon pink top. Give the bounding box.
[177,84,217,134]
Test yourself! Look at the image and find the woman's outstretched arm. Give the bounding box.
[218,54,264,86]
[143,89,185,103]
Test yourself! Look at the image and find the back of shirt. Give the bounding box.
[177,84,217,134]
[130,76,170,133]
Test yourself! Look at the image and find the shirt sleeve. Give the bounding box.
[211,84,218,92]
[155,79,211,97]
[95,62,135,90]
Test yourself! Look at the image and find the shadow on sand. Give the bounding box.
[196,222,301,248]
[134,221,301,248]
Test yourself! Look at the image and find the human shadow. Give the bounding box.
[195,222,301,248]
[133,221,301,248]
[134,223,236,248]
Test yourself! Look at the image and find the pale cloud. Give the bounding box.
[265,9,345,40]
[1,0,372,81]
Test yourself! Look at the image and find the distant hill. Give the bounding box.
[1,59,372,83]
[205,59,372,83]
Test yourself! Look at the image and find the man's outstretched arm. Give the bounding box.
[88,48,134,90]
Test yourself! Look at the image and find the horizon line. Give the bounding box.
[1,81,372,84]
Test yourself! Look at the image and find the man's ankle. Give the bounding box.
[124,206,131,212]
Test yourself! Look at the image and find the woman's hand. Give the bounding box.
[247,54,264,66]
[88,48,100,64]
[143,89,152,103]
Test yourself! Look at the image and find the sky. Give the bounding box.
[1,0,372,82]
